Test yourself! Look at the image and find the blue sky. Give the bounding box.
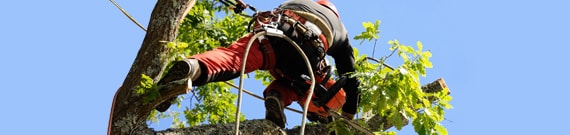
[1,0,569,134]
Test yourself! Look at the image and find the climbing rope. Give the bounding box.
[235,30,316,135]
[109,0,147,32]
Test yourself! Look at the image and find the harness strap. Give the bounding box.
[258,36,276,70]
[284,10,334,49]
[250,9,332,72]
[251,9,336,92]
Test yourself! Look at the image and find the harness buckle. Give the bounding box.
[252,9,284,37]
[262,23,283,37]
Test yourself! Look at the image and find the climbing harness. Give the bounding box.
[248,8,333,60]
[218,1,347,134]
[236,6,353,135]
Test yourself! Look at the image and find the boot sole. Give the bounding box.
[159,61,191,84]
[265,96,286,128]
[155,61,191,112]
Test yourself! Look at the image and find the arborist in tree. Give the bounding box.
[155,0,360,128]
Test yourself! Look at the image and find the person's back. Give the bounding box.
[279,0,349,51]
[271,0,351,78]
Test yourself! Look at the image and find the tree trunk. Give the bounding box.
[109,0,196,134]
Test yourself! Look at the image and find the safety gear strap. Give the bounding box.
[258,36,276,70]
[283,10,334,50]
[250,9,332,72]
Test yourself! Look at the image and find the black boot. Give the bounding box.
[155,59,202,112]
[264,91,286,128]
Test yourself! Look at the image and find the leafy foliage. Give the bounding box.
[327,120,351,135]
[175,0,249,56]
[254,70,273,86]
[145,1,453,135]
[184,82,245,126]
[351,21,452,135]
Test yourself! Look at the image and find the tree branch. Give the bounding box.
[155,119,331,135]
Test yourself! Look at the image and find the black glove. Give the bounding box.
[233,0,247,14]
[342,77,360,115]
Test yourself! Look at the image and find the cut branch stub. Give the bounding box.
[421,78,449,94]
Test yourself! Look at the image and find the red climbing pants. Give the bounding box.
[190,33,345,117]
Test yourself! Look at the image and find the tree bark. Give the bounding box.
[154,119,331,135]
[109,0,196,134]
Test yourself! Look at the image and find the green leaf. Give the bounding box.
[354,20,381,44]
[434,123,448,135]
[417,41,423,52]
[327,120,351,135]
[134,74,160,104]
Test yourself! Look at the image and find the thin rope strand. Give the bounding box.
[109,0,147,32]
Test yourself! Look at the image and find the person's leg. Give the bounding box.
[263,79,299,128]
[190,33,276,85]
[155,58,201,112]
[156,33,276,112]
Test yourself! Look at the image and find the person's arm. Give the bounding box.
[328,37,360,119]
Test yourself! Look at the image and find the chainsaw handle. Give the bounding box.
[314,76,347,107]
